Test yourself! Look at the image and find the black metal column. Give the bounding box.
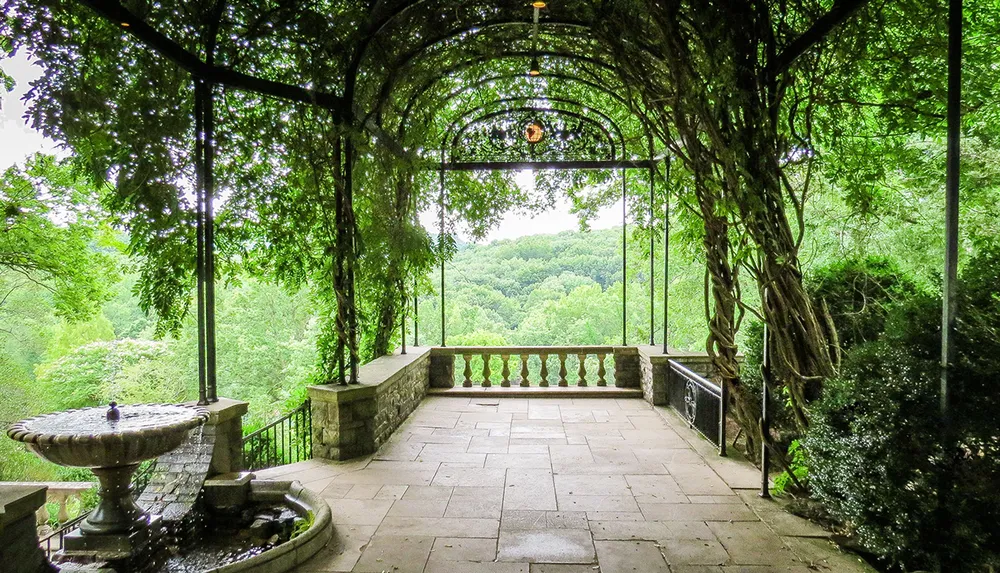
[662,156,671,354]
[194,80,208,406]
[649,166,655,346]
[439,165,446,347]
[621,171,627,346]
[938,0,962,566]
[345,138,359,384]
[414,277,419,346]
[760,289,772,498]
[203,80,218,403]
[401,288,407,355]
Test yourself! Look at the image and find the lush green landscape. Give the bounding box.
[4,0,1000,567]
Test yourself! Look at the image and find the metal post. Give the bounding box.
[414,276,419,346]
[333,136,346,386]
[194,79,208,407]
[662,156,671,355]
[760,289,771,498]
[203,80,218,403]
[345,138,359,384]
[622,170,627,346]
[401,287,407,355]
[649,166,655,346]
[439,165,446,347]
[938,0,962,566]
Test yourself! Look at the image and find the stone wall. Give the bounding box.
[309,348,431,461]
[637,348,668,405]
[637,347,737,407]
[429,353,455,388]
[0,485,49,573]
[613,346,640,388]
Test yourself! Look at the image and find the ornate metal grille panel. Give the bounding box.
[667,360,722,446]
[450,109,615,163]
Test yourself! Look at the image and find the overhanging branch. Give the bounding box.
[78,0,347,117]
[770,0,869,77]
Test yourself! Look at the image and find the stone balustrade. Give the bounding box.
[4,482,96,527]
[429,346,644,389]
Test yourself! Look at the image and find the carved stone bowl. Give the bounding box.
[7,404,209,469]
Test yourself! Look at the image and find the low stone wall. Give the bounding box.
[308,348,432,460]
[613,347,641,388]
[637,346,730,406]
[0,484,49,573]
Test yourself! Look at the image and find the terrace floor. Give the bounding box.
[256,396,874,573]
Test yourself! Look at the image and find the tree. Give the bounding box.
[1,154,118,323]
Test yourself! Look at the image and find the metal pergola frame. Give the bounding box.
[68,2,965,564]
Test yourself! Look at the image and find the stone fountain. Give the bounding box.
[6,403,208,561]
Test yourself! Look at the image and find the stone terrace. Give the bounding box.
[254,396,874,573]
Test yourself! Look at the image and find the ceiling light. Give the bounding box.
[529,57,541,77]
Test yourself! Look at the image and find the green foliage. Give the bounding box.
[808,257,922,352]
[0,154,118,321]
[807,246,1000,571]
[417,227,708,350]
[772,440,808,497]
[34,339,184,410]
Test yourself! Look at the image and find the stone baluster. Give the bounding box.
[577,353,588,386]
[462,354,473,387]
[597,353,607,386]
[558,353,568,387]
[539,353,550,387]
[501,354,511,387]
[56,492,71,524]
[481,353,492,387]
[519,354,530,387]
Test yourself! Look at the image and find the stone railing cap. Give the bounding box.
[309,348,431,404]
[0,484,47,528]
[185,397,249,425]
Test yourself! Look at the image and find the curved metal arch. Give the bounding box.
[446,106,622,164]
[360,19,598,113]
[400,72,651,143]
[374,50,617,128]
[441,96,631,158]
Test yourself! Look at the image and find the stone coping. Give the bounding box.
[637,345,743,363]
[184,397,249,426]
[208,479,333,573]
[0,484,47,529]
[307,347,432,405]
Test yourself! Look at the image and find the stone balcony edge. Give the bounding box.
[307,347,433,405]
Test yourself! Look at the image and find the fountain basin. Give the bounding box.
[7,404,208,538]
[7,404,208,468]
[155,477,333,573]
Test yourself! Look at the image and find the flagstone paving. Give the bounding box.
[254,396,875,573]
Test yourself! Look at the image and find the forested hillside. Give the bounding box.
[414,227,710,350]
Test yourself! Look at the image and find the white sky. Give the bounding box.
[1,54,58,170]
[1,54,620,243]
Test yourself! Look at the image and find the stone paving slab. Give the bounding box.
[288,396,877,573]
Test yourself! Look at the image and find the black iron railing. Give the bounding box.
[241,399,312,472]
[667,360,723,448]
[37,460,156,560]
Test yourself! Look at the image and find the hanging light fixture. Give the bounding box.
[528,1,543,77]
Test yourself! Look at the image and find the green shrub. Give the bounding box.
[807,256,921,351]
[807,246,1000,571]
